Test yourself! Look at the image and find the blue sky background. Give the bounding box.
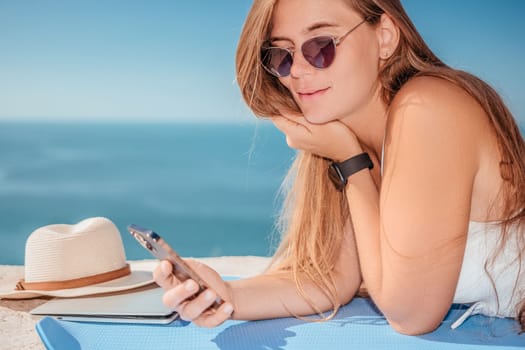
[0,0,523,126]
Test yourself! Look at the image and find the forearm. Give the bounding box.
[228,269,359,320]
[345,171,383,300]
[345,171,415,318]
[344,170,452,333]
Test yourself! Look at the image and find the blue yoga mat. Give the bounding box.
[36,297,524,349]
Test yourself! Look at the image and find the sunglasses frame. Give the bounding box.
[261,18,368,78]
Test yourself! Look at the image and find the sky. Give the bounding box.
[0,0,524,125]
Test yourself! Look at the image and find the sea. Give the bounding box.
[0,121,296,265]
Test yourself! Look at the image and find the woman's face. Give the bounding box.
[270,0,381,124]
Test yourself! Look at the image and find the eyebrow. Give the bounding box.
[270,21,339,42]
[305,21,338,33]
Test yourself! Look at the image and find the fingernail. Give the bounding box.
[160,262,170,276]
[204,290,214,301]
[185,280,197,292]
[223,303,233,315]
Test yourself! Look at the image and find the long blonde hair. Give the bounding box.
[236,0,525,328]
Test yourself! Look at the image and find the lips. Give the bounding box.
[297,87,330,100]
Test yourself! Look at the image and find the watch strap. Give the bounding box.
[338,153,373,178]
[328,152,373,191]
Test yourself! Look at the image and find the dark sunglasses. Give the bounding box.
[261,18,368,78]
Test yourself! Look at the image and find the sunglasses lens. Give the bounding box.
[262,48,293,77]
[302,37,335,68]
[261,36,336,77]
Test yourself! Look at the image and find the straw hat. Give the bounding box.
[0,217,155,299]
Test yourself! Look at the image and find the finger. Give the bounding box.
[177,288,220,322]
[281,112,314,128]
[273,117,313,150]
[193,302,235,328]
[162,279,200,309]
[276,109,305,122]
[286,114,311,128]
[271,116,290,133]
[272,115,304,130]
[273,116,311,138]
[153,260,179,290]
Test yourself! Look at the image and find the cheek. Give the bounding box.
[332,66,378,112]
[329,45,380,113]
[344,38,380,87]
[278,78,296,104]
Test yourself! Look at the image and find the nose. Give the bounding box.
[289,50,315,78]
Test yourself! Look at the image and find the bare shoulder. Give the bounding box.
[391,75,485,120]
[384,75,505,222]
[387,75,490,149]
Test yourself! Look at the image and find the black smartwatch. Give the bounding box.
[328,152,374,191]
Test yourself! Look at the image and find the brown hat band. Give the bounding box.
[15,264,131,291]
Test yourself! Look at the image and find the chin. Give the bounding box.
[304,113,337,125]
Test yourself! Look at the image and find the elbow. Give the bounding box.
[336,275,362,306]
[375,295,448,335]
[388,318,441,336]
[338,289,355,306]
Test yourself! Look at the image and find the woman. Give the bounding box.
[154,0,525,335]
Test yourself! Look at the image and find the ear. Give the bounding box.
[376,13,400,60]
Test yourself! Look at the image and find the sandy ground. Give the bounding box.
[0,256,271,350]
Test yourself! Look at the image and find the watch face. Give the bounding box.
[328,163,346,191]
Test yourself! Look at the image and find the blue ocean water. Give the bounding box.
[0,122,295,265]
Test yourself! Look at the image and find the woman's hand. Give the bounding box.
[153,259,235,327]
[272,113,361,161]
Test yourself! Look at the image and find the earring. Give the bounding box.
[382,51,390,59]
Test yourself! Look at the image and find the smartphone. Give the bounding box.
[127,224,223,307]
